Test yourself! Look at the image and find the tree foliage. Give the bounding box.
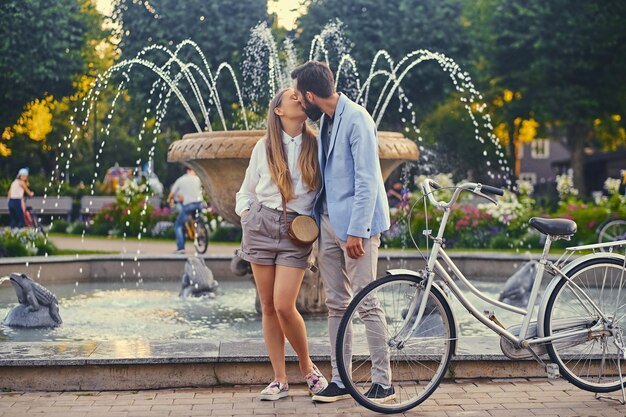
[0,0,111,180]
[469,0,626,192]
[297,0,473,128]
[0,0,94,130]
[111,0,267,134]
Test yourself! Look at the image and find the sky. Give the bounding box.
[95,0,306,30]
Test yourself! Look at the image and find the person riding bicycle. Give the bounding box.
[7,168,34,229]
[167,167,204,254]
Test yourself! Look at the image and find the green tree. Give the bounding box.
[471,0,626,194]
[295,0,506,180]
[0,0,111,180]
[296,0,473,129]
[111,0,267,134]
[0,0,93,132]
[420,97,499,182]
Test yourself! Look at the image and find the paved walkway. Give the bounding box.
[0,378,624,417]
[49,235,239,256]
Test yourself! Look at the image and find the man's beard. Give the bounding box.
[303,97,323,121]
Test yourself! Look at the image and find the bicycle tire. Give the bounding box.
[336,274,456,414]
[544,256,626,393]
[597,219,626,249]
[193,219,210,254]
[26,209,45,235]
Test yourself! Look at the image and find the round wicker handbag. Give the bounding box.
[282,198,319,246]
[288,215,319,246]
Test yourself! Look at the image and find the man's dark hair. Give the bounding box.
[291,61,335,98]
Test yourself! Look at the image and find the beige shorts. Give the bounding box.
[237,202,313,269]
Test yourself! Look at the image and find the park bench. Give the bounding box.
[79,196,116,218]
[0,196,73,221]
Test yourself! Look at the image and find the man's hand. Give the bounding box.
[346,235,365,259]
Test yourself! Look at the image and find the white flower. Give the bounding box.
[479,190,523,225]
[604,177,621,196]
[556,173,579,200]
[516,179,534,196]
[593,192,608,205]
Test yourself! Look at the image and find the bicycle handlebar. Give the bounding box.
[421,179,504,209]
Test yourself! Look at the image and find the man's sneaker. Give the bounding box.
[259,381,289,401]
[311,382,350,403]
[173,249,185,254]
[365,383,396,403]
[304,364,328,395]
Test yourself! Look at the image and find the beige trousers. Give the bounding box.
[318,214,391,385]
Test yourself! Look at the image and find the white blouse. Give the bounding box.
[235,131,317,216]
[8,180,25,199]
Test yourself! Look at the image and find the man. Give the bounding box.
[167,167,204,254]
[291,61,394,403]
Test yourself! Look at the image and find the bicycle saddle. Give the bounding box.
[529,217,577,236]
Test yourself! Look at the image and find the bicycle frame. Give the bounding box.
[398,180,620,355]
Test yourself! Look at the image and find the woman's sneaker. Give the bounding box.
[304,364,328,395]
[259,381,289,401]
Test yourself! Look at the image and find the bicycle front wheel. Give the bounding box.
[336,274,456,414]
[544,257,626,393]
[193,220,210,254]
[597,219,626,248]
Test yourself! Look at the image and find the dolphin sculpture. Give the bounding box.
[498,261,539,308]
[180,256,219,298]
[3,273,62,327]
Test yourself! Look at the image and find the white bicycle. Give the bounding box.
[336,178,626,413]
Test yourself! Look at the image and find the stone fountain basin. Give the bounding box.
[0,251,562,390]
[167,130,419,225]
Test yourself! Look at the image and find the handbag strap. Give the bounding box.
[281,196,288,228]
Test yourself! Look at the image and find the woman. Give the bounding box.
[235,88,328,400]
[7,168,34,229]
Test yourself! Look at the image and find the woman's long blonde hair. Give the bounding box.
[266,88,320,201]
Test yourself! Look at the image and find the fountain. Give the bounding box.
[167,130,417,225]
[0,20,524,391]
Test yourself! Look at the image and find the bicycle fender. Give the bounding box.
[385,268,459,354]
[536,252,625,338]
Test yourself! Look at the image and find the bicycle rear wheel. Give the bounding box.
[336,274,456,414]
[597,219,626,249]
[193,219,210,254]
[544,257,626,393]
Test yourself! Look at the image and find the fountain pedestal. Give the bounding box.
[168,130,418,313]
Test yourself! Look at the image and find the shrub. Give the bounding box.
[48,219,70,234]
[211,224,242,242]
[0,228,57,257]
[91,180,156,237]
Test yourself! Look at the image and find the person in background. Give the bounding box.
[235,87,328,401]
[387,181,411,209]
[167,167,204,254]
[142,161,164,198]
[7,168,34,229]
[108,162,126,189]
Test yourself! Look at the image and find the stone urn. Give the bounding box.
[167,130,418,313]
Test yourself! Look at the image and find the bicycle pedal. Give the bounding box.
[546,363,560,379]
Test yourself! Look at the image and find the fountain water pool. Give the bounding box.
[0,277,531,342]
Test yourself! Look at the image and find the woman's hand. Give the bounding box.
[241,209,250,219]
